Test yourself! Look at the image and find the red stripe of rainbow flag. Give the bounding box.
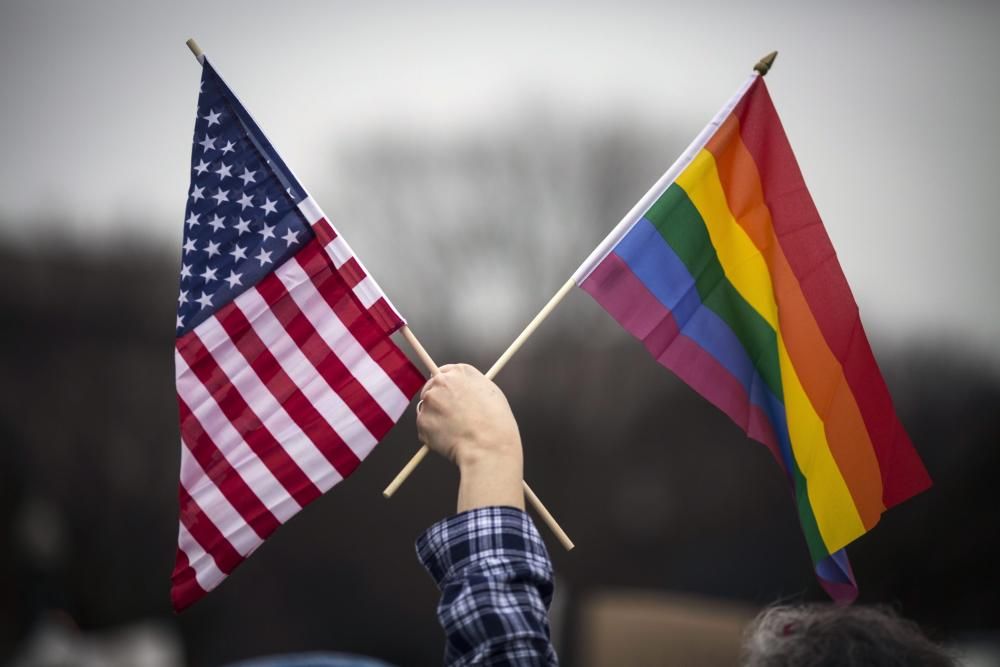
[576,75,931,601]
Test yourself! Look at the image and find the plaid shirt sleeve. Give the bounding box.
[415,506,558,666]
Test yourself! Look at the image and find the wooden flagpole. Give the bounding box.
[186,38,205,63]
[384,48,778,532]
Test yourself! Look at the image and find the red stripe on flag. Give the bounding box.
[255,270,396,440]
[313,217,338,245]
[170,547,204,612]
[177,396,282,539]
[216,303,363,478]
[176,334,322,508]
[338,257,364,289]
[367,298,406,339]
[177,485,244,575]
[297,242,425,398]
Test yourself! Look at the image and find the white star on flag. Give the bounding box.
[198,134,216,152]
[254,248,272,266]
[211,188,230,205]
[203,109,221,126]
[282,228,299,247]
[260,197,277,215]
[208,214,226,232]
[239,168,256,186]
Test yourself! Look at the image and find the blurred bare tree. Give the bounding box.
[319,110,677,354]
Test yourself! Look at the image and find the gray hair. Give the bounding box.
[742,604,955,667]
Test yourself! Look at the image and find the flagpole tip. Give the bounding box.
[186,38,205,64]
[754,50,778,76]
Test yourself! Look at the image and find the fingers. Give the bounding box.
[437,363,482,377]
[419,376,444,402]
[415,395,447,457]
[419,363,483,399]
[415,406,432,444]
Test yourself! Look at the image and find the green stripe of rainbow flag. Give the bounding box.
[577,75,931,601]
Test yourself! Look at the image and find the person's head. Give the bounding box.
[741,604,955,667]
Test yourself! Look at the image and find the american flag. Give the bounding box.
[171,58,425,611]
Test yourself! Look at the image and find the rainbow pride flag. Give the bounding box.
[574,74,931,601]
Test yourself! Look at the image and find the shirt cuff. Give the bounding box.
[415,506,552,588]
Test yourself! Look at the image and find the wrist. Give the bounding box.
[455,442,520,472]
[456,453,524,512]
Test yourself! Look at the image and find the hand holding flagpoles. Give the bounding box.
[382,281,573,496]
[394,324,575,551]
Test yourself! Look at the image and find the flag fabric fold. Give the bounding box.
[576,74,931,601]
[171,59,424,611]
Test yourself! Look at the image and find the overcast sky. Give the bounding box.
[1,0,998,359]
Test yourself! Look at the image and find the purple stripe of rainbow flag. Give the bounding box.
[578,76,931,600]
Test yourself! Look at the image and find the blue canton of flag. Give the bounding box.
[177,62,312,336]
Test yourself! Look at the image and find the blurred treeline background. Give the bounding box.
[1,113,998,665]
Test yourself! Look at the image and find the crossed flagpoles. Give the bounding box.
[184,38,780,555]
[389,319,576,550]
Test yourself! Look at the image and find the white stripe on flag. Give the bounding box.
[298,195,323,225]
[176,353,301,524]
[352,275,380,309]
[179,444,262,556]
[235,288,379,459]
[192,318,344,492]
[324,236,352,269]
[277,257,410,419]
[178,522,226,592]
